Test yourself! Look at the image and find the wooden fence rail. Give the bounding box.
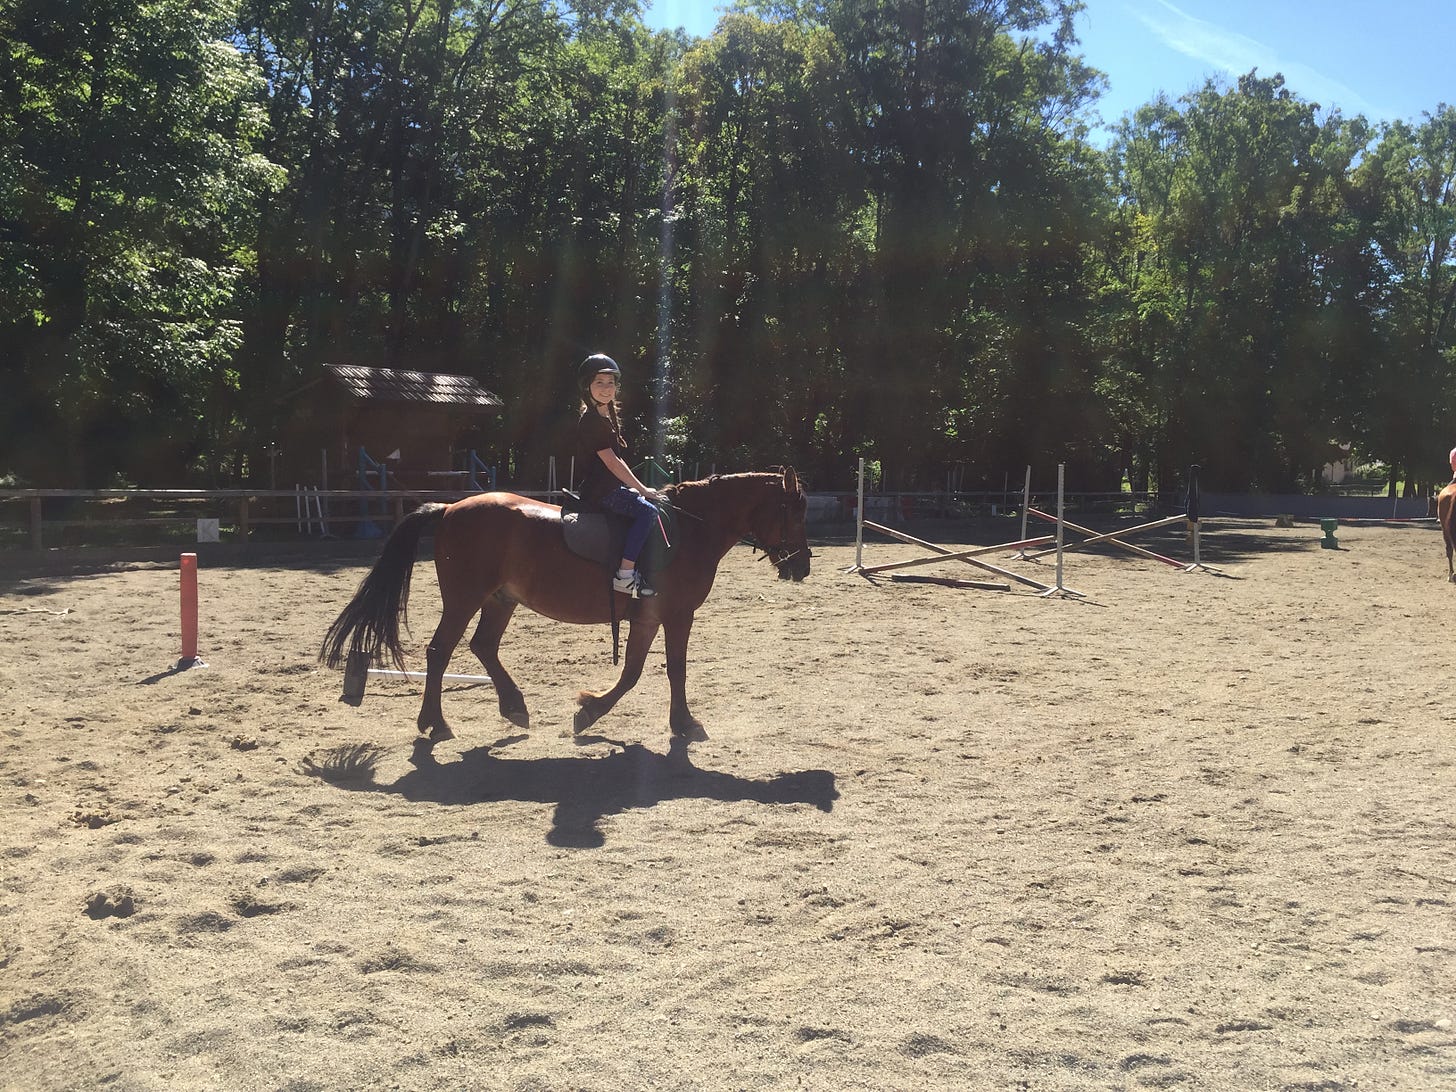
[0,488,566,551]
[0,487,1168,552]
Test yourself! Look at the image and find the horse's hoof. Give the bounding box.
[573,706,599,735]
[425,723,455,743]
[671,717,707,741]
[500,700,530,729]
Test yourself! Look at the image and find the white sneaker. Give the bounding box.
[613,570,655,597]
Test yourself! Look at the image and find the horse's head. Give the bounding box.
[750,467,811,582]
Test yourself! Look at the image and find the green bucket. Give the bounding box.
[1319,517,1339,549]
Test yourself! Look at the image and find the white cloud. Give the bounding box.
[1129,0,1384,118]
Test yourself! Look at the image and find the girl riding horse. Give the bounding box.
[321,466,811,741]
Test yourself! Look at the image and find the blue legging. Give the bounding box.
[597,485,657,564]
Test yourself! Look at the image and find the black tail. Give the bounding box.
[320,504,447,671]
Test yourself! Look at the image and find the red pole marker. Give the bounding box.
[178,553,205,668]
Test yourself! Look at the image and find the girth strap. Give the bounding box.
[608,573,620,665]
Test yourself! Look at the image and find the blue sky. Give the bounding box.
[640,0,1455,132]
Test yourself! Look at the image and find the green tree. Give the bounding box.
[233,0,680,480]
[673,11,862,480]
[672,0,1108,489]
[1349,107,1456,494]
[1106,73,1374,491]
[0,0,280,484]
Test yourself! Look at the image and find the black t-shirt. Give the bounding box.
[576,407,624,505]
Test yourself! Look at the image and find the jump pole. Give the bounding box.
[1017,466,1032,557]
[1023,462,1221,574]
[857,532,1055,575]
[1024,510,1187,567]
[176,553,206,670]
[859,520,1073,594]
[847,456,1079,593]
[1038,464,1084,599]
[1181,465,1220,573]
[849,456,866,572]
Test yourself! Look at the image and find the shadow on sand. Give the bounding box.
[302,737,838,849]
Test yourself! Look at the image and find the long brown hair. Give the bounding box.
[581,388,625,448]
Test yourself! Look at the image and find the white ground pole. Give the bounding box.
[367,668,492,684]
[1039,463,1085,599]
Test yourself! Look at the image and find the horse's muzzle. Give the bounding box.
[776,548,811,582]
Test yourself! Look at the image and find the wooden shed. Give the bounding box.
[280,364,504,490]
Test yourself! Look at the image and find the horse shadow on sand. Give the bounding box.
[302,736,838,849]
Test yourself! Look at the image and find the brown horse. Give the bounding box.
[1439,480,1456,582]
[321,469,810,741]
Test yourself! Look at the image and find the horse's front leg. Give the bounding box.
[662,613,701,738]
[574,619,660,733]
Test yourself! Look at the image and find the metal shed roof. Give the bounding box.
[322,364,502,412]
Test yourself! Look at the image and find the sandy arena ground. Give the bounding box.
[1,516,1454,1090]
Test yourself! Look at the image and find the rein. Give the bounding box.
[663,475,809,568]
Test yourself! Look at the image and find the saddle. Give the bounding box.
[560,495,676,573]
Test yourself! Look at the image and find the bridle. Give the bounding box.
[659,477,811,569]
[746,493,811,569]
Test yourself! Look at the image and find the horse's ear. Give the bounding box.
[783,466,799,494]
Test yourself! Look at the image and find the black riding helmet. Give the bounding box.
[578,353,621,394]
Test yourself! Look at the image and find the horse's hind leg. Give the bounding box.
[1442,491,1456,582]
[418,604,477,742]
[574,619,660,734]
[469,593,528,728]
[1444,512,1455,582]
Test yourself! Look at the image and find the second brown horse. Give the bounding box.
[1438,480,1456,582]
[322,469,810,741]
